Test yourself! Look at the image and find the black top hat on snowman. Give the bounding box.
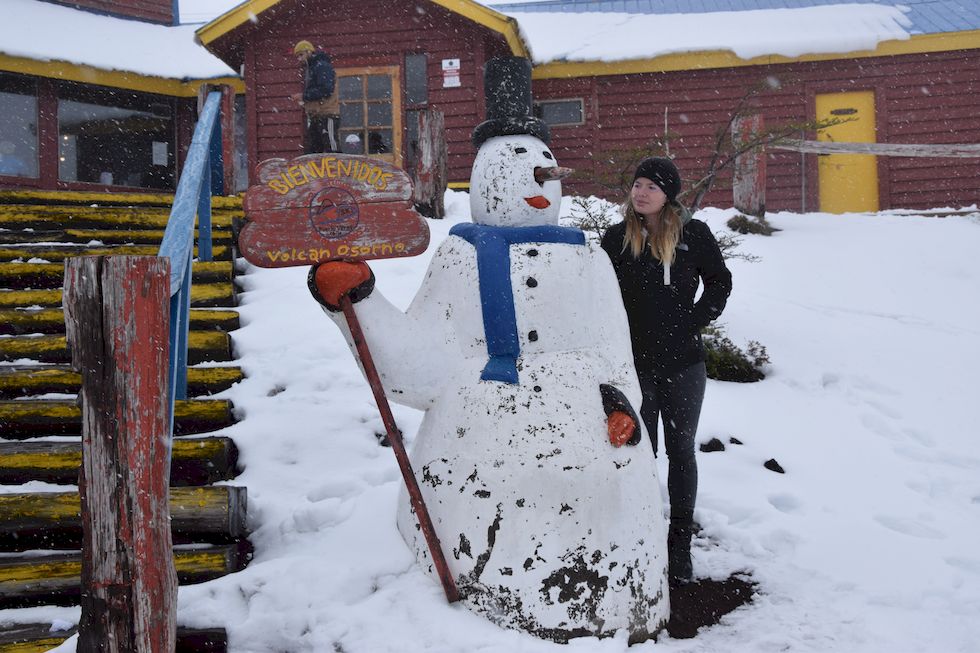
[472,57,550,149]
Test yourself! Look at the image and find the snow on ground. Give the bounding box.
[41,194,980,651]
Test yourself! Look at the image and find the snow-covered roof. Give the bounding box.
[502,3,914,64]
[191,0,968,72]
[490,0,980,35]
[1,0,237,84]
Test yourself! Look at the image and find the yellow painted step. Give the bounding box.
[0,365,243,398]
[0,307,240,335]
[0,244,231,263]
[0,624,229,652]
[0,206,238,230]
[0,485,248,545]
[0,282,234,308]
[0,331,231,365]
[0,436,240,486]
[0,260,233,289]
[0,399,235,439]
[0,542,250,607]
[0,189,242,210]
[0,228,233,247]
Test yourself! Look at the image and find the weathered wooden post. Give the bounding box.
[219,85,237,195]
[64,256,178,653]
[411,109,448,219]
[732,112,767,218]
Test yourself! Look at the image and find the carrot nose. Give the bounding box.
[534,166,574,183]
[524,195,551,209]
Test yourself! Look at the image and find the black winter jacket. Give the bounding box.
[601,214,732,378]
[303,52,336,102]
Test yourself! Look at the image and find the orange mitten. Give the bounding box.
[308,261,374,310]
[607,410,636,447]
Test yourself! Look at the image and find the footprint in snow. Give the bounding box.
[944,556,980,575]
[874,514,945,540]
[306,478,363,503]
[768,493,804,514]
[290,498,353,533]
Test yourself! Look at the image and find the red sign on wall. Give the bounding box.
[240,154,430,268]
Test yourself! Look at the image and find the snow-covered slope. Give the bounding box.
[45,195,980,651]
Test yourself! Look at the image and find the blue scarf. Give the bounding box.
[450,223,586,384]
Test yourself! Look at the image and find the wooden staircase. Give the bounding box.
[0,190,249,652]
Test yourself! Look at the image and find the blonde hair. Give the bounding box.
[622,196,683,263]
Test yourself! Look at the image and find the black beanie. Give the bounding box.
[633,157,681,202]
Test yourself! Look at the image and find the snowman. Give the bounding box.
[310,57,669,642]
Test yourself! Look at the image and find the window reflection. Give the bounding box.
[0,75,38,179]
[57,88,175,189]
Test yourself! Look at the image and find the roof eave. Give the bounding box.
[0,52,243,96]
[196,0,530,59]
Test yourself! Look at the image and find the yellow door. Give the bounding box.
[816,91,879,213]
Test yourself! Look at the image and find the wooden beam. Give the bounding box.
[772,139,980,157]
[0,543,251,608]
[0,331,231,364]
[0,308,240,336]
[0,366,243,400]
[0,486,248,548]
[0,624,229,652]
[0,260,232,290]
[0,244,231,264]
[0,399,235,439]
[0,437,240,486]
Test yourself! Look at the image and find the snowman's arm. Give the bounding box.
[315,244,461,410]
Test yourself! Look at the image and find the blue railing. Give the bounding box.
[158,90,223,432]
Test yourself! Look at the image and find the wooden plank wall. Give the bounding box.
[46,0,173,24]
[234,0,980,210]
[245,0,510,184]
[535,48,980,211]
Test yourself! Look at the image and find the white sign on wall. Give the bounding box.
[441,58,461,88]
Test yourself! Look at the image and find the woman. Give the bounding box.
[601,157,732,583]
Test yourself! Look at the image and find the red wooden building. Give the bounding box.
[198,0,516,190]
[0,0,242,194]
[198,0,980,213]
[47,0,176,24]
[3,0,979,212]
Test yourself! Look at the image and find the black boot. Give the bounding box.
[667,520,695,583]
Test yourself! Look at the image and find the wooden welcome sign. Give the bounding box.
[240,154,430,268]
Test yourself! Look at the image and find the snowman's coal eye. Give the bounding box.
[542,151,554,160]
[514,147,527,154]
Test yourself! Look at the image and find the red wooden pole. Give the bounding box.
[340,296,460,603]
[64,256,178,652]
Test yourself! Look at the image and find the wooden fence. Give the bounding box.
[732,113,980,216]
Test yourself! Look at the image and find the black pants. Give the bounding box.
[638,361,706,524]
[307,114,340,154]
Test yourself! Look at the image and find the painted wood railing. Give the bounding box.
[158,90,222,427]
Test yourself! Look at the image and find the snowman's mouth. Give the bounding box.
[525,195,551,209]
